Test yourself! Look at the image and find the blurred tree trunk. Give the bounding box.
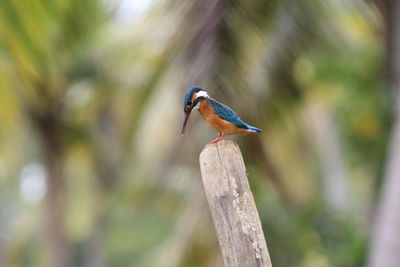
[368,1,400,266]
[84,207,107,267]
[304,102,350,212]
[35,112,70,267]
[155,182,207,267]
[245,136,294,206]
[0,203,4,267]
[84,110,120,267]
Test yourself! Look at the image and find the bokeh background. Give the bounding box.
[0,0,399,266]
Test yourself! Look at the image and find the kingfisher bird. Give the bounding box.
[181,86,262,143]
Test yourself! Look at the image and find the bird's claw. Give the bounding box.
[210,136,225,143]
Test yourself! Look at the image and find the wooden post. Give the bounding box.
[199,139,272,267]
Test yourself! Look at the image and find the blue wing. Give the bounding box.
[207,98,249,129]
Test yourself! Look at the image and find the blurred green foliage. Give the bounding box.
[0,0,389,266]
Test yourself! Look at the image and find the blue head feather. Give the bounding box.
[183,86,205,111]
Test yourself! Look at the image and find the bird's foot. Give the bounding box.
[210,136,225,144]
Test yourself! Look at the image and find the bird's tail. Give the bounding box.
[246,125,262,132]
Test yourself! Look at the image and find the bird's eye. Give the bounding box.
[185,105,190,113]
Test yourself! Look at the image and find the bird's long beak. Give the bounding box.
[181,110,191,135]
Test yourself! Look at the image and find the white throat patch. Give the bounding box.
[192,91,209,110]
[196,90,209,98]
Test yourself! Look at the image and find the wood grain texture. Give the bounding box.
[199,139,272,267]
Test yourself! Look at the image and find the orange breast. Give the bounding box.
[198,100,244,136]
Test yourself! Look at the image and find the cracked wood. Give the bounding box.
[199,139,272,267]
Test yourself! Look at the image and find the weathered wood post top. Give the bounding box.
[199,139,272,267]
